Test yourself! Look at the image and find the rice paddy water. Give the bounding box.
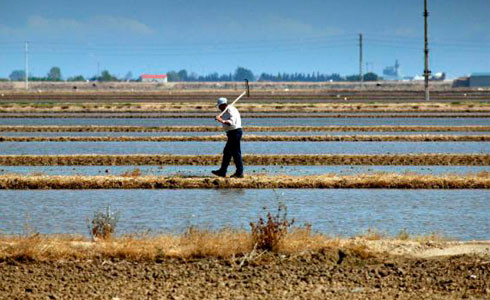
[0,100,488,241]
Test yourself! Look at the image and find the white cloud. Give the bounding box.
[0,15,155,40]
[258,16,342,38]
[175,15,344,43]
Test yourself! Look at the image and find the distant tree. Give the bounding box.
[9,70,26,81]
[363,72,379,81]
[47,67,62,81]
[99,70,118,82]
[345,74,360,82]
[177,69,188,81]
[167,71,180,82]
[233,67,255,81]
[67,75,86,82]
[329,73,344,81]
[124,71,133,81]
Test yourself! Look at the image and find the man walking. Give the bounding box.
[212,97,244,178]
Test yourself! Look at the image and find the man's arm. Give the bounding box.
[216,107,236,125]
[215,115,232,125]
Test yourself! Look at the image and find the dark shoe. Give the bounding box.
[230,173,244,178]
[212,170,226,177]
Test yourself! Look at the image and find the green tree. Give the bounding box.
[166,71,180,82]
[47,67,62,81]
[177,69,188,81]
[363,72,379,81]
[99,70,118,82]
[67,75,85,82]
[9,70,26,81]
[233,67,255,81]
[345,74,360,82]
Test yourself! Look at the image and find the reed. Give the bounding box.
[1,135,488,142]
[0,154,487,166]
[0,173,487,189]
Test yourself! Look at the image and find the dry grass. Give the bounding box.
[0,125,488,132]
[0,153,487,166]
[1,113,488,119]
[0,231,253,262]
[0,173,488,189]
[0,229,473,262]
[0,230,364,262]
[1,134,488,142]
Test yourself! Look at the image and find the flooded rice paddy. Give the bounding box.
[1,111,488,242]
[0,189,488,240]
[0,165,488,176]
[0,141,488,155]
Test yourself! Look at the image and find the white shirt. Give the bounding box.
[221,105,242,132]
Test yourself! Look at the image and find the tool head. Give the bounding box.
[245,79,250,97]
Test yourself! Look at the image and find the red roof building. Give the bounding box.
[141,74,168,83]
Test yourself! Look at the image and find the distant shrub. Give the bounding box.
[88,206,120,241]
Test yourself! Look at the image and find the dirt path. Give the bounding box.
[1,247,488,299]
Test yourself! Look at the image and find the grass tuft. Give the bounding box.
[88,206,120,241]
[250,204,295,251]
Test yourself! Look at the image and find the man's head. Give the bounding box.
[216,97,228,111]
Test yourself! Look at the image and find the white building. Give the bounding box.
[141,74,168,83]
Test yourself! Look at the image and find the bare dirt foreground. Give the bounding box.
[1,240,489,299]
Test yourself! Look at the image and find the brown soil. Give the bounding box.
[0,101,489,113]
[1,84,489,102]
[0,173,488,189]
[1,249,488,299]
[0,125,488,132]
[1,134,489,142]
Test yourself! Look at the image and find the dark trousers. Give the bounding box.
[220,128,243,174]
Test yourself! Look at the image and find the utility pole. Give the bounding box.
[24,41,29,90]
[359,33,363,86]
[424,0,431,101]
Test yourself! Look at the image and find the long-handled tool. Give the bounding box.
[217,79,250,118]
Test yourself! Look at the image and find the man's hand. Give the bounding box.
[215,115,224,123]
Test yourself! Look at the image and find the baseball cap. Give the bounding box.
[216,97,227,107]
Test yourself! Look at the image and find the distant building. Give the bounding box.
[141,74,168,83]
[469,73,490,87]
[452,76,470,87]
[431,72,446,81]
[452,73,490,88]
[383,60,401,80]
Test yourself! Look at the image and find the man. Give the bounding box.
[212,97,244,178]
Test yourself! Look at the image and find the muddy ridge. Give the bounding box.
[0,125,488,132]
[0,173,488,189]
[1,134,489,142]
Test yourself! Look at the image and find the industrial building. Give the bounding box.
[141,74,168,83]
[453,73,490,87]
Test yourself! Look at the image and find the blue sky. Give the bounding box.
[0,0,489,79]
